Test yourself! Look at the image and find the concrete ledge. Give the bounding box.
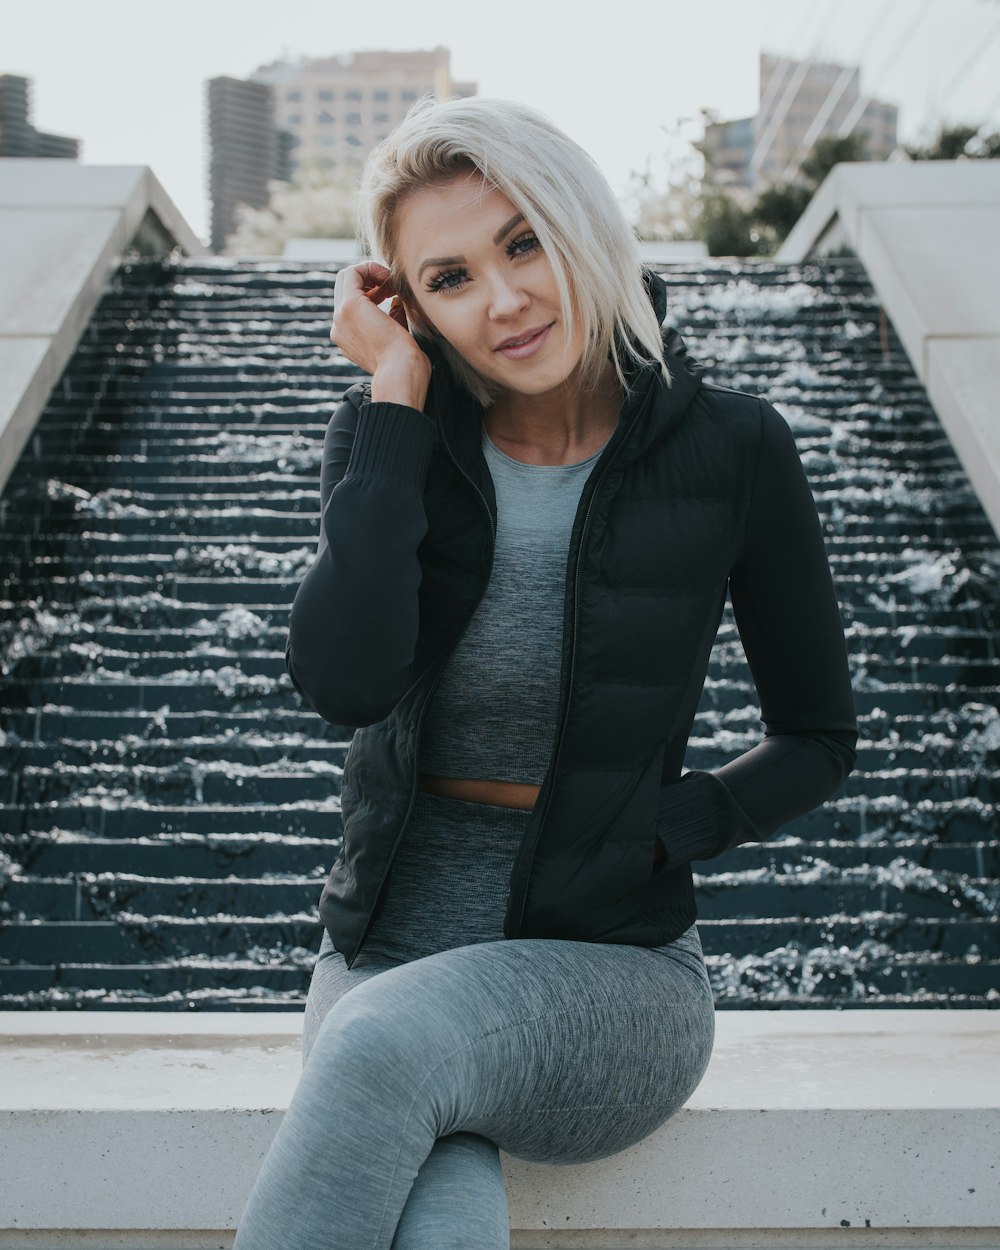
[1,1010,997,1248]
[776,160,1000,539]
[0,160,209,495]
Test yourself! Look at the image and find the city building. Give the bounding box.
[0,74,79,158]
[704,51,898,193]
[207,47,476,254]
[206,76,293,255]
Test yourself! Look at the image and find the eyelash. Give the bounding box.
[425,231,541,293]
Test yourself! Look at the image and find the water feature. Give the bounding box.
[0,255,997,1009]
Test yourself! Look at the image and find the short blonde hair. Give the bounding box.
[357,95,671,407]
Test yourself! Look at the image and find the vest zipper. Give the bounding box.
[346,422,496,967]
[508,422,636,938]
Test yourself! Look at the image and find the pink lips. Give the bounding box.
[494,323,554,359]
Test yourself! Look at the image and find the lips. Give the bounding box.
[494,323,554,358]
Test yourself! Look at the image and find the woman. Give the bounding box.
[234,96,858,1249]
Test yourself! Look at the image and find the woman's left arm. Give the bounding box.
[653,397,859,868]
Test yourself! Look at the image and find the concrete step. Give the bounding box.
[0,1008,996,1244]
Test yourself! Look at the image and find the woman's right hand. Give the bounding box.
[330,262,432,410]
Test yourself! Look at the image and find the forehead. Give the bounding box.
[395,173,520,267]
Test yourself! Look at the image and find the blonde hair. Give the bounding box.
[357,95,671,407]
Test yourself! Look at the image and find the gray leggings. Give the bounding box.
[233,923,716,1250]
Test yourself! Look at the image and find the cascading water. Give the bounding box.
[0,255,997,1010]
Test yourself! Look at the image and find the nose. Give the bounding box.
[485,271,529,320]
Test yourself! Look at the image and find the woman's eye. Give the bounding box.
[426,268,467,293]
[507,232,540,258]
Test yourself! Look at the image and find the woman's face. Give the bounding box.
[394,171,586,401]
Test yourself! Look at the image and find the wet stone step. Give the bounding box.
[12,650,299,682]
[0,913,993,967]
[8,534,1000,570]
[12,553,314,586]
[0,918,324,964]
[16,708,345,740]
[692,871,999,921]
[0,834,336,878]
[2,833,996,880]
[0,955,995,1006]
[0,803,345,839]
[0,676,293,713]
[14,767,343,808]
[697,914,998,958]
[0,960,314,996]
[3,867,996,926]
[5,739,350,769]
[1,876,324,921]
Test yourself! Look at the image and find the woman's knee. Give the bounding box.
[306,969,462,1099]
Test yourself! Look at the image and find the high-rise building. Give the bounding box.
[0,75,79,158]
[207,47,475,253]
[206,77,293,255]
[251,47,475,179]
[704,52,898,193]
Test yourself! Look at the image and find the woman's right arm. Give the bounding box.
[284,264,437,728]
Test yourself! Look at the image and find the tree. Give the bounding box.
[798,132,869,186]
[904,123,1000,160]
[700,188,767,258]
[223,160,359,256]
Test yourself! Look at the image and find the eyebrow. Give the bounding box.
[416,213,527,282]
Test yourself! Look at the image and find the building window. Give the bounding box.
[286,90,301,102]
[346,111,361,125]
[401,90,418,101]
[287,113,302,126]
[346,88,362,101]
[374,112,389,124]
[318,110,334,124]
[318,89,334,102]
[346,134,362,147]
[374,89,389,101]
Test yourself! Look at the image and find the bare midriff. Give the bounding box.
[416,774,667,868]
[417,773,541,812]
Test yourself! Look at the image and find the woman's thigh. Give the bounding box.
[305,925,716,1166]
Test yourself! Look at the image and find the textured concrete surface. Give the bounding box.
[0,160,207,493]
[0,1010,997,1237]
[777,159,1000,539]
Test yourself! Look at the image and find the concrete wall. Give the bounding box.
[0,160,208,495]
[1,1009,998,1247]
[778,160,1000,540]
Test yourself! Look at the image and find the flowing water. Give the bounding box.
[0,255,997,1009]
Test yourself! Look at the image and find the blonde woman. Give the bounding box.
[234,96,857,1250]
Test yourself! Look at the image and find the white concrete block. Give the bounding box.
[862,207,1000,344]
[926,337,1000,539]
[775,160,1000,534]
[0,337,52,484]
[0,161,147,209]
[0,209,120,336]
[778,160,1000,263]
[0,160,206,496]
[0,1010,997,1238]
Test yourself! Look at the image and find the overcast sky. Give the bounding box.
[6,0,1000,245]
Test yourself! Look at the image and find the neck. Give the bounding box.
[484,359,622,466]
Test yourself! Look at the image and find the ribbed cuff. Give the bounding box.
[655,769,759,866]
[344,400,436,491]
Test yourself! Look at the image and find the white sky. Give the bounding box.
[6,0,1000,246]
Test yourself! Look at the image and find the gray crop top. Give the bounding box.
[417,427,605,785]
